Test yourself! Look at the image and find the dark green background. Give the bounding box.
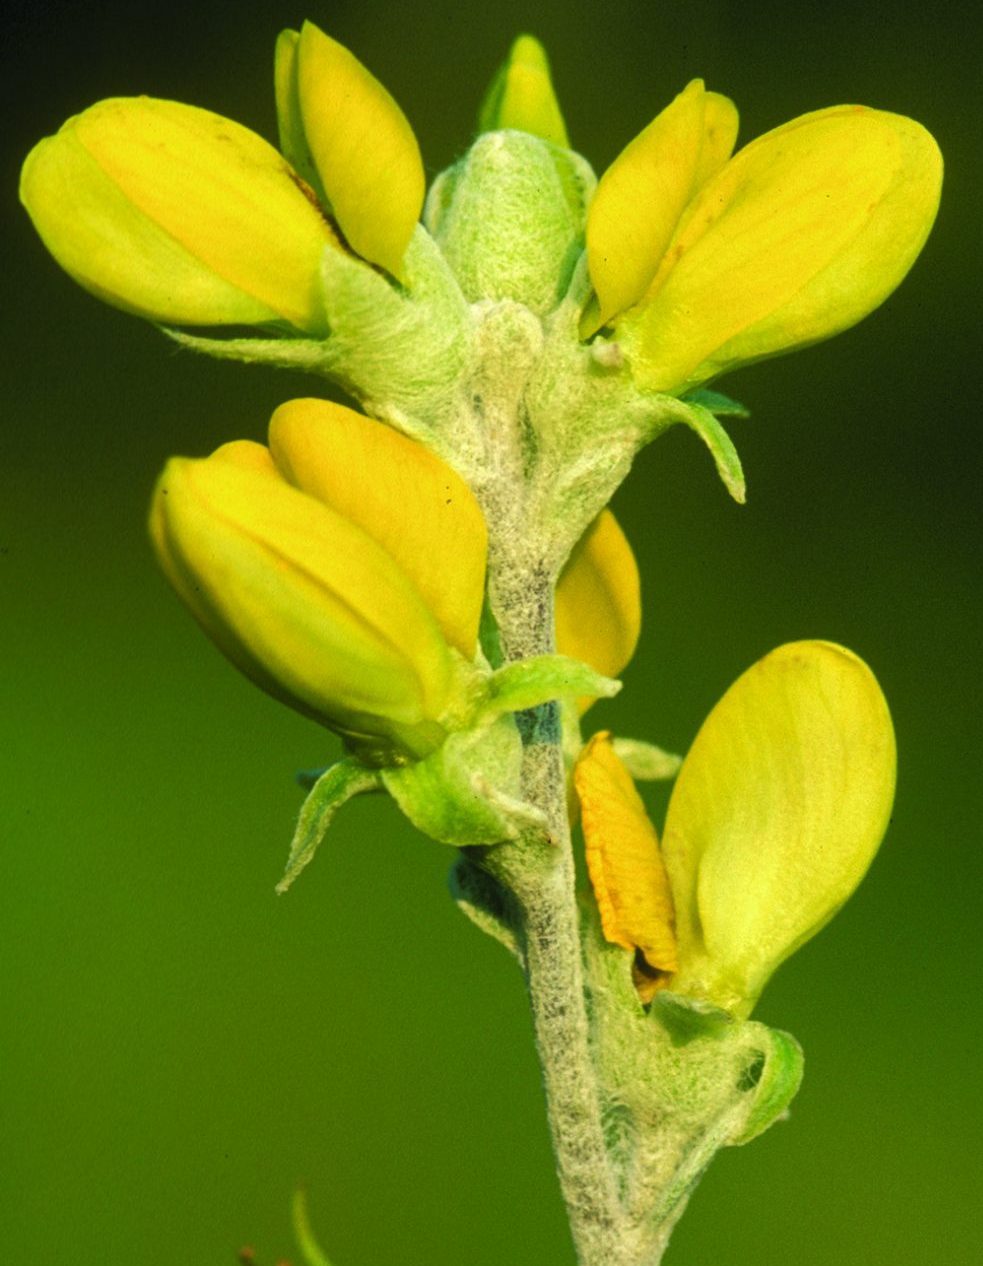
[3,2,980,1263]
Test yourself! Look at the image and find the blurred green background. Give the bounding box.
[3,2,980,1263]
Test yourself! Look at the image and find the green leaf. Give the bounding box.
[681,387,750,418]
[729,1025,805,1145]
[292,1187,335,1266]
[484,653,620,718]
[277,760,380,893]
[161,325,331,370]
[662,396,746,503]
[382,717,546,846]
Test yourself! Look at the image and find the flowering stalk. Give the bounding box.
[20,22,939,1266]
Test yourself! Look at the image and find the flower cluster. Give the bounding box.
[21,23,940,382]
[150,395,637,763]
[20,24,938,1017]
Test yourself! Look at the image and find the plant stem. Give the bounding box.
[485,558,638,1266]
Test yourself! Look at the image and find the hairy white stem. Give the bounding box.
[485,559,648,1266]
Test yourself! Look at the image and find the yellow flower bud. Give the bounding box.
[584,80,738,333]
[149,407,489,760]
[555,510,641,711]
[478,35,570,149]
[662,641,896,1016]
[616,105,942,393]
[20,98,336,332]
[282,21,425,281]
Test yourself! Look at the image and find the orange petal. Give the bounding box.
[576,732,678,992]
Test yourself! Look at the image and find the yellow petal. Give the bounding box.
[576,732,678,994]
[296,21,424,279]
[555,510,641,709]
[584,80,708,332]
[692,91,739,188]
[662,641,896,1016]
[268,400,487,660]
[20,98,335,332]
[209,438,280,476]
[477,35,570,148]
[149,450,454,754]
[623,105,942,393]
[149,445,294,710]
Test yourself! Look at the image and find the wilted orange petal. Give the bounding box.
[575,732,678,993]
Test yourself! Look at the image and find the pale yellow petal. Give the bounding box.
[623,105,942,393]
[150,453,454,749]
[576,732,678,988]
[585,80,707,331]
[692,91,739,188]
[296,21,424,279]
[209,439,280,476]
[149,455,296,710]
[662,641,896,1015]
[21,97,335,333]
[477,35,570,148]
[555,510,641,692]
[268,399,487,659]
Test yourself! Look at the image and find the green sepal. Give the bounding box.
[483,654,619,719]
[382,715,546,846]
[448,853,523,963]
[681,387,751,419]
[161,325,331,371]
[611,737,681,781]
[315,226,470,421]
[276,759,380,894]
[650,990,735,1045]
[728,1025,804,1145]
[657,396,746,503]
[649,992,803,1144]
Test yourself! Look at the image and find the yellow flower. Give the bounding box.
[150,398,638,760]
[150,399,485,761]
[585,92,942,394]
[577,641,896,1016]
[19,21,423,329]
